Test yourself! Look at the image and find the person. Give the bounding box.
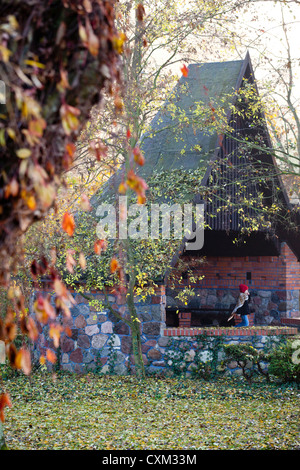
[227,284,250,327]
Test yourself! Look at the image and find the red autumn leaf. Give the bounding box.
[0,393,12,422]
[94,239,107,255]
[62,212,75,236]
[89,139,108,161]
[126,128,131,139]
[180,64,189,77]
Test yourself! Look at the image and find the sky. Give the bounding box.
[225,1,300,104]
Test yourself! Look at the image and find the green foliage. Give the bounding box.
[164,334,224,379]
[268,339,300,384]
[223,343,270,384]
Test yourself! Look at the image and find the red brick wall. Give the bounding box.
[168,242,300,321]
[175,242,299,290]
[280,243,300,290]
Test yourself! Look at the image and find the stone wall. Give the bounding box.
[32,282,298,376]
[33,286,167,375]
[162,333,283,377]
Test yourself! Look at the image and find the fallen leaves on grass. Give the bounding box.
[2,373,300,450]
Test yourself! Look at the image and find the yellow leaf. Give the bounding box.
[7,128,16,140]
[112,33,127,54]
[0,45,12,62]
[39,355,46,365]
[26,194,36,211]
[16,148,31,159]
[24,59,45,69]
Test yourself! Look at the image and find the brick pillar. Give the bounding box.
[279,243,300,318]
[179,312,192,327]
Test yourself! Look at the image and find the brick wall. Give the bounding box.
[167,242,300,324]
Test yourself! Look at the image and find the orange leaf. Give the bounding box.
[64,326,72,337]
[79,252,87,270]
[28,118,46,137]
[94,239,107,255]
[66,249,76,273]
[20,316,39,341]
[33,295,56,324]
[112,32,127,54]
[46,349,56,364]
[65,142,76,157]
[15,348,31,375]
[118,181,127,194]
[62,212,75,236]
[110,257,120,273]
[0,393,12,422]
[49,324,63,348]
[180,64,189,77]
[53,278,68,298]
[39,355,46,365]
[60,103,81,135]
[133,146,145,166]
[85,17,99,57]
[25,194,36,210]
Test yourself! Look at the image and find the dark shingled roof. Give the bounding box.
[138,59,244,177]
[91,53,300,261]
[93,58,246,203]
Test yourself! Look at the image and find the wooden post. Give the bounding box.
[0,341,5,364]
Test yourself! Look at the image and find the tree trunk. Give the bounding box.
[130,320,145,380]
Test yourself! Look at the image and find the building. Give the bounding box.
[33,53,300,374]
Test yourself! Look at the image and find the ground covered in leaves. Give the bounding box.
[2,372,300,450]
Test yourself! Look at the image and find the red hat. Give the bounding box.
[239,284,248,293]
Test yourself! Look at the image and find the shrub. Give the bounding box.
[267,339,300,384]
[223,343,269,384]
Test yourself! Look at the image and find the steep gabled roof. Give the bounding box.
[138,59,244,178]
[92,52,300,263]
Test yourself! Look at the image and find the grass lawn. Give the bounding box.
[2,372,299,450]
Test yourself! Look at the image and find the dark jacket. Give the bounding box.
[236,295,250,316]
